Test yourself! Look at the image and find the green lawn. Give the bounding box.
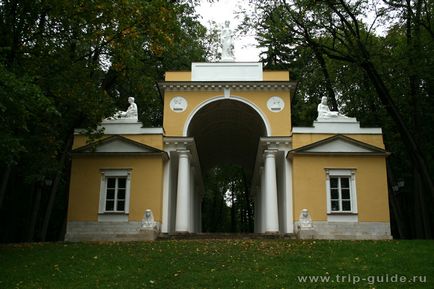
[0,240,433,289]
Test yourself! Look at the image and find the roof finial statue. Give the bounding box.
[317,96,346,119]
[221,20,235,62]
[106,97,138,121]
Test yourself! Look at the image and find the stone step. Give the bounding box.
[157,233,296,241]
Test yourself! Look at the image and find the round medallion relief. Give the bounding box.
[267,96,285,112]
[170,96,188,112]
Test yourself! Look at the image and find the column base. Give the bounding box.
[264,231,280,234]
[174,231,191,235]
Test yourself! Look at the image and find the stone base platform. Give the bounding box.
[65,221,159,242]
[295,221,392,240]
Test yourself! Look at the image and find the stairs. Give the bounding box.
[157,233,296,240]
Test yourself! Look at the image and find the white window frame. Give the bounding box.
[325,169,358,215]
[98,169,131,215]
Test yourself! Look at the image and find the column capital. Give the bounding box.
[177,149,191,158]
[264,149,278,158]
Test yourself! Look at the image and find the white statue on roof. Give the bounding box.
[221,20,235,62]
[106,97,138,121]
[317,96,346,119]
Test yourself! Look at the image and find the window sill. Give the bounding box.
[327,212,358,215]
[98,214,129,222]
[327,213,358,222]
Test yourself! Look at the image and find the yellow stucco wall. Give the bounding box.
[163,68,292,136]
[68,155,164,222]
[164,70,290,81]
[292,133,385,149]
[263,71,290,81]
[292,155,390,222]
[165,71,191,81]
[163,90,292,136]
[72,134,164,150]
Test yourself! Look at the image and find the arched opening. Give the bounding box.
[187,99,267,233]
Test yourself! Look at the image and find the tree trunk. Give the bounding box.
[39,133,74,241]
[230,181,236,233]
[312,45,339,111]
[0,164,12,210]
[242,170,254,232]
[386,162,407,238]
[415,169,432,238]
[26,184,42,242]
[217,189,225,232]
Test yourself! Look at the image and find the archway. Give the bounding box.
[187,99,267,232]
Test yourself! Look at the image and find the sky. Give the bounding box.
[196,0,261,62]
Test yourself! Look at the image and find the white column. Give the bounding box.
[260,167,266,233]
[284,155,294,233]
[189,167,195,233]
[254,188,259,233]
[264,150,279,233]
[197,194,202,233]
[195,190,201,233]
[175,150,191,233]
[161,158,171,233]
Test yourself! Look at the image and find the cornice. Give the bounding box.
[159,81,297,92]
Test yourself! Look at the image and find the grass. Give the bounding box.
[0,239,433,289]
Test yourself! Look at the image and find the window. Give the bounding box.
[326,169,358,214]
[105,177,127,212]
[330,176,351,212]
[99,169,131,215]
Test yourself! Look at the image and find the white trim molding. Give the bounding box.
[293,118,382,134]
[327,214,358,222]
[98,169,132,216]
[325,168,358,215]
[191,62,263,81]
[76,123,164,135]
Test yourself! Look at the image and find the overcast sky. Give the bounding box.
[196,0,261,62]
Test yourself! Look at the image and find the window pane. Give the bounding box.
[341,188,351,200]
[107,177,116,188]
[117,189,125,200]
[117,200,125,211]
[117,178,126,189]
[330,177,338,188]
[106,189,115,200]
[331,188,339,200]
[342,200,351,211]
[331,200,340,211]
[340,177,350,188]
[105,200,114,211]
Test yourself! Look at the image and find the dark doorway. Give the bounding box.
[187,99,267,233]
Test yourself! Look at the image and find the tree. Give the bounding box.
[202,165,254,233]
[0,0,213,242]
[243,0,434,238]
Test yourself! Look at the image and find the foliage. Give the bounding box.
[202,165,254,233]
[0,240,433,288]
[242,0,434,238]
[0,0,213,242]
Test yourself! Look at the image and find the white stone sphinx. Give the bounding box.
[141,209,156,229]
[299,208,313,230]
[317,96,346,120]
[221,20,235,62]
[106,97,138,122]
[297,208,315,239]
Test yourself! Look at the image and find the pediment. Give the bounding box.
[289,135,389,156]
[73,135,164,154]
